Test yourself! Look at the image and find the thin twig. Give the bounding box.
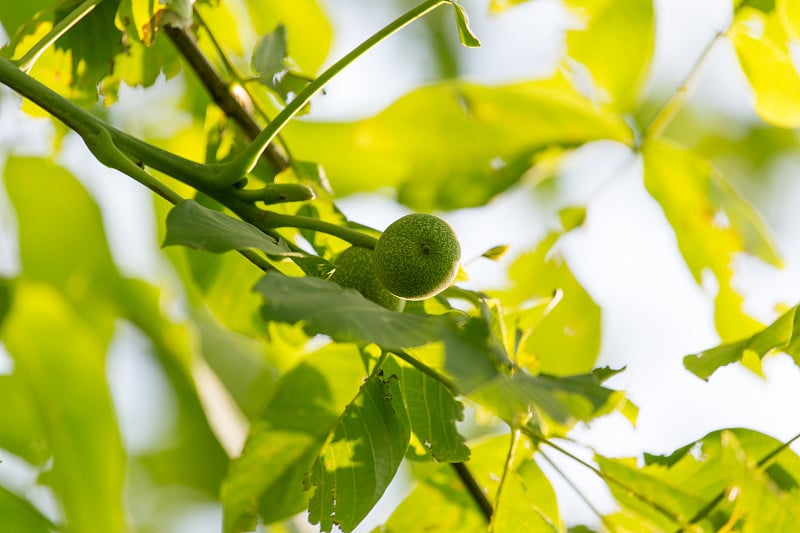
[452,461,494,522]
[162,23,290,172]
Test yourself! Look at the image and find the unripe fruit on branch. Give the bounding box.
[373,213,461,300]
[330,246,405,312]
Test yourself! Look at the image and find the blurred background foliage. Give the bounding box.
[0,0,799,532]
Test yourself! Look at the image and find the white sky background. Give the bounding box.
[1,0,800,531]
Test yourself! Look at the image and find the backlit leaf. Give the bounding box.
[449,1,481,47]
[600,428,800,531]
[221,344,366,532]
[393,358,470,463]
[163,199,294,256]
[497,231,601,376]
[563,0,655,111]
[779,0,800,38]
[307,370,411,533]
[242,0,332,77]
[283,79,633,210]
[731,6,800,128]
[254,272,447,349]
[0,487,53,533]
[684,304,800,379]
[642,138,781,342]
[3,283,127,533]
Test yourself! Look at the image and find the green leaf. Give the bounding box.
[600,428,800,531]
[497,231,601,376]
[734,0,776,13]
[0,277,11,328]
[448,1,481,47]
[254,272,447,349]
[242,0,332,77]
[0,0,51,39]
[731,6,800,127]
[720,431,800,531]
[0,487,54,533]
[53,0,124,99]
[558,205,587,232]
[378,461,486,532]
[563,0,655,111]
[490,435,563,533]
[642,139,781,342]
[307,370,411,533]
[163,199,294,256]
[3,282,127,533]
[251,24,288,76]
[4,156,121,334]
[393,358,470,463]
[470,370,628,435]
[221,344,366,532]
[684,304,800,379]
[283,79,633,210]
[0,373,47,465]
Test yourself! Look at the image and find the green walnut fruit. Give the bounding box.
[373,213,461,300]
[330,246,405,312]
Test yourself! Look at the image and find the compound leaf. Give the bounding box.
[221,344,366,532]
[254,272,447,349]
[163,200,294,256]
[307,370,411,533]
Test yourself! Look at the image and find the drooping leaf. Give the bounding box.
[684,304,800,379]
[563,0,655,111]
[496,231,601,376]
[731,6,800,128]
[448,1,481,48]
[221,344,366,532]
[392,358,471,463]
[254,272,448,349]
[0,487,53,533]
[3,283,127,533]
[242,0,332,76]
[642,138,781,342]
[251,24,312,106]
[163,199,294,256]
[283,79,633,210]
[307,370,411,533]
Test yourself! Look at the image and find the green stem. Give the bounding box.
[13,0,104,72]
[642,29,725,142]
[490,429,521,528]
[522,426,693,530]
[538,450,616,532]
[218,0,452,186]
[0,56,220,189]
